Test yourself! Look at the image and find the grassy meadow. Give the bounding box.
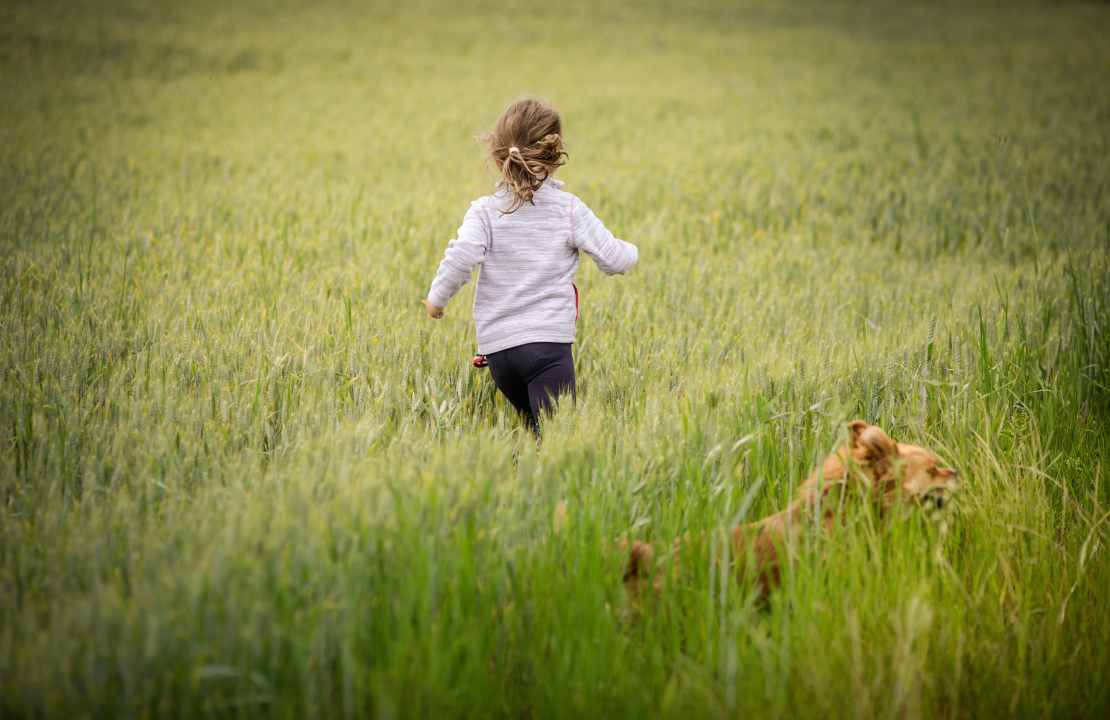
[2,0,1110,717]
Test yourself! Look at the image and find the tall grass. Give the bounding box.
[2,0,1109,717]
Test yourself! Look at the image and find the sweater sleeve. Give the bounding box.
[570,196,638,275]
[426,201,490,308]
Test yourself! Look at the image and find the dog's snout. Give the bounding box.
[922,487,950,510]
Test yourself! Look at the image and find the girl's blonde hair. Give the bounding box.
[486,98,568,213]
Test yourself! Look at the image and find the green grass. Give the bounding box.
[2,0,1110,717]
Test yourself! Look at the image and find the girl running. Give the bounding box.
[422,98,639,433]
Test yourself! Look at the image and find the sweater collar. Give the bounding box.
[493,176,564,194]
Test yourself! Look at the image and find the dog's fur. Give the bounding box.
[623,421,958,598]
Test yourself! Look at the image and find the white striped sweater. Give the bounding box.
[426,178,639,354]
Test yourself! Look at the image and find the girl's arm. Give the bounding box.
[570,197,639,275]
[425,201,490,314]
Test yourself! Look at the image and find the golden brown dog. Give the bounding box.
[623,420,959,598]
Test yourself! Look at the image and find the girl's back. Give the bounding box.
[475,179,579,354]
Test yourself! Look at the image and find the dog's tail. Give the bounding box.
[622,540,654,588]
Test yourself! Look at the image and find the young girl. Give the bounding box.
[422,98,638,433]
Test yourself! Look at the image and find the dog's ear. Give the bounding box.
[848,420,897,464]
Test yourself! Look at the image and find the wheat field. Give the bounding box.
[2,0,1109,717]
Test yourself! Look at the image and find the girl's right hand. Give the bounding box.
[422,298,444,319]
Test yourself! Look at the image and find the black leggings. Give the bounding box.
[486,342,575,433]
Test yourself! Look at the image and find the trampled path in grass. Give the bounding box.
[2,0,1109,717]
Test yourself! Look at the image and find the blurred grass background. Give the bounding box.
[2,0,1109,717]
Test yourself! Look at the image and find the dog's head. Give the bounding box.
[820,421,959,512]
[892,439,960,513]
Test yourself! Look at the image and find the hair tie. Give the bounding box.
[508,146,520,154]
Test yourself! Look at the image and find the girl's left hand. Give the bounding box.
[422,299,444,319]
